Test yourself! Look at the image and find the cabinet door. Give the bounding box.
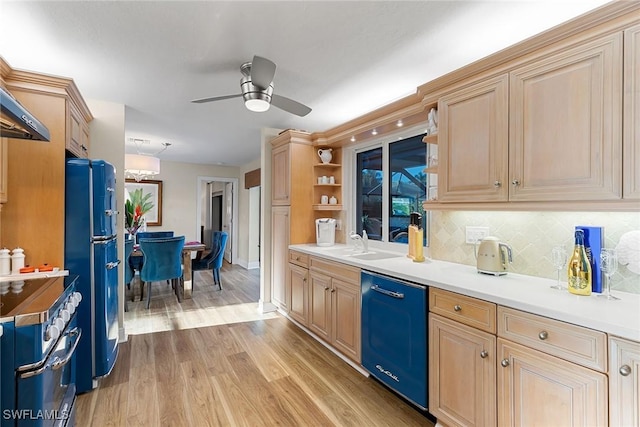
[308,271,331,342]
[331,278,360,362]
[429,314,496,427]
[509,33,622,201]
[270,206,290,311]
[609,336,640,426]
[497,338,607,427]
[67,103,86,158]
[271,143,290,205]
[624,24,640,200]
[438,74,509,202]
[288,263,308,326]
[0,138,7,203]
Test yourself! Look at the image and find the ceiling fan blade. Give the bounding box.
[271,94,312,117]
[191,93,242,103]
[251,55,276,89]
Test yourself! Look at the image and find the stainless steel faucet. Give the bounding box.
[350,230,369,253]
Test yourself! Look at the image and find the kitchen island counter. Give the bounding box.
[290,243,640,341]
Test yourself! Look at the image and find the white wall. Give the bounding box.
[238,158,261,269]
[86,99,126,341]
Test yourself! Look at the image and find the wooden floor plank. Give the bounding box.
[78,264,434,426]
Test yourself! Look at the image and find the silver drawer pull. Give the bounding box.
[501,359,510,367]
[493,181,501,188]
[619,365,632,376]
[480,350,488,359]
[453,305,462,312]
[538,331,549,340]
[371,285,404,299]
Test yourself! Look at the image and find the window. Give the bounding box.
[355,132,429,246]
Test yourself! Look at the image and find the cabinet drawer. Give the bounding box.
[309,256,360,283]
[289,250,309,268]
[497,306,607,372]
[429,288,496,334]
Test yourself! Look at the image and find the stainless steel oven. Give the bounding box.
[1,276,82,427]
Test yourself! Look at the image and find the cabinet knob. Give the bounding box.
[501,359,510,367]
[303,278,307,283]
[324,287,329,291]
[511,179,520,186]
[538,331,549,340]
[331,288,336,293]
[619,365,632,376]
[493,181,502,188]
[480,350,488,359]
[453,305,462,312]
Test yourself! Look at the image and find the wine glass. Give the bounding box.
[550,245,568,290]
[598,248,620,300]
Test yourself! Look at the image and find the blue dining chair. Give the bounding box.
[130,231,175,273]
[124,238,135,309]
[139,236,185,309]
[192,231,228,290]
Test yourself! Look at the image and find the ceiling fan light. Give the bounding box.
[245,98,270,112]
[125,153,160,182]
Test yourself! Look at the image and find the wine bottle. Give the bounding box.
[567,229,592,296]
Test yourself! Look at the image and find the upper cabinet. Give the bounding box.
[509,32,622,202]
[438,74,509,203]
[437,32,623,205]
[624,24,640,200]
[68,102,90,158]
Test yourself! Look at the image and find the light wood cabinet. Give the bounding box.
[609,336,640,426]
[269,130,315,312]
[271,206,290,311]
[497,338,608,427]
[509,32,622,201]
[438,74,509,203]
[313,147,342,211]
[429,313,497,427]
[67,102,90,158]
[308,256,360,362]
[288,251,309,326]
[624,24,640,200]
[0,138,7,204]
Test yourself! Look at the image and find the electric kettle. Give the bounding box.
[474,236,513,276]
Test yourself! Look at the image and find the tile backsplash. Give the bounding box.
[429,211,640,294]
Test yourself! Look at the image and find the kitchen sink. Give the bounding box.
[347,251,402,261]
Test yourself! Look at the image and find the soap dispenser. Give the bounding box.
[407,212,425,262]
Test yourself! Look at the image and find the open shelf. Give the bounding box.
[314,183,341,187]
[424,166,438,174]
[0,269,69,283]
[422,134,438,144]
[313,204,343,211]
[314,163,341,168]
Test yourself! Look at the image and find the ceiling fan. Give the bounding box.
[192,55,312,117]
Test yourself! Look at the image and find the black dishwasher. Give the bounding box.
[361,270,428,410]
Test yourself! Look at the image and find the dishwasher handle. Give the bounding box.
[371,284,405,299]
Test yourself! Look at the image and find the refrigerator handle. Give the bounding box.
[105,210,119,216]
[106,260,121,270]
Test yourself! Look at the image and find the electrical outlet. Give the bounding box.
[465,226,490,244]
[335,219,342,230]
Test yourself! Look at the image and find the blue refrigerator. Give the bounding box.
[64,159,119,393]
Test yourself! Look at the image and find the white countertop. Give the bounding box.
[290,243,640,342]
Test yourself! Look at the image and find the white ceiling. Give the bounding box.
[0,1,609,166]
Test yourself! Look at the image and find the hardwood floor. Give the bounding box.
[77,264,433,426]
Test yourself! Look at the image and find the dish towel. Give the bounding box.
[615,230,640,274]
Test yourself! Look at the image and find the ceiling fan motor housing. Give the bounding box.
[241,75,274,109]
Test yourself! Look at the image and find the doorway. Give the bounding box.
[196,176,239,265]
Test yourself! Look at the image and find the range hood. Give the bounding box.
[0,86,50,141]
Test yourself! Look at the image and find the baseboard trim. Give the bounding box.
[258,300,278,313]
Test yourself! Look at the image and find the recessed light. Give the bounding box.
[397,120,403,127]
[372,129,378,136]
[350,136,356,142]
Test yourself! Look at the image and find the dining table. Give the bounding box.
[130,241,205,301]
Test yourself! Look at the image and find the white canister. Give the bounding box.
[329,196,338,204]
[320,195,329,204]
[11,247,25,274]
[0,248,10,276]
[329,176,335,184]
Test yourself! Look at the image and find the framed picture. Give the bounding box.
[125,179,163,226]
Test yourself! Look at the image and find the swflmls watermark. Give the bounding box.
[2,409,70,420]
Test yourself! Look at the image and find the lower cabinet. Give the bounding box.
[308,256,361,363]
[271,206,290,311]
[288,260,309,326]
[429,313,496,427]
[497,338,608,426]
[429,289,609,427]
[609,335,640,426]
